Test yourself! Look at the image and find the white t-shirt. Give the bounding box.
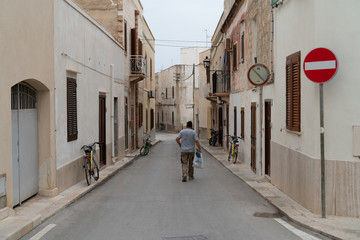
[177,128,198,152]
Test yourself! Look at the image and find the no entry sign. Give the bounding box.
[303,48,338,83]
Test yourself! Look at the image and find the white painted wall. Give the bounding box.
[54,0,125,168]
[180,47,209,66]
[273,0,360,161]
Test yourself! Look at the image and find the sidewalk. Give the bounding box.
[200,140,360,240]
[0,139,160,240]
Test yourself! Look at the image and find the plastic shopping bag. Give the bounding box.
[193,151,204,169]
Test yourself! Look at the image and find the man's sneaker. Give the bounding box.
[189,176,194,180]
[182,177,187,182]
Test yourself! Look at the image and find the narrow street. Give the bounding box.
[21,133,326,240]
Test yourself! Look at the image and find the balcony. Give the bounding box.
[130,55,146,82]
[207,70,230,103]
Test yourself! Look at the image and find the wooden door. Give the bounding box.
[99,95,106,167]
[226,105,229,149]
[251,103,256,173]
[218,107,223,146]
[265,100,271,176]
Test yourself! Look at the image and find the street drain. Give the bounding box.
[253,212,282,218]
[162,236,208,240]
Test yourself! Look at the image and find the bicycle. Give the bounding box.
[227,135,242,164]
[209,129,220,146]
[140,134,152,156]
[81,142,100,185]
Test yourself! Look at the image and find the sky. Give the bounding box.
[140,0,224,73]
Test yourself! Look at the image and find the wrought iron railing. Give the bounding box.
[211,70,230,94]
[130,55,146,75]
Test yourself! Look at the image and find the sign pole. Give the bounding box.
[320,83,326,218]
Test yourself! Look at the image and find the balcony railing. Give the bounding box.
[212,70,230,94]
[130,55,146,75]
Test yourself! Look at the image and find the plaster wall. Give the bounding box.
[0,0,55,207]
[272,0,360,217]
[54,0,125,177]
[180,47,209,66]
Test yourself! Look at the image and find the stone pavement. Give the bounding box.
[0,139,160,240]
[200,140,360,240]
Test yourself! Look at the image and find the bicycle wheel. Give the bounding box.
[92,157,100,181]
[140,145,149,156]
[228,144,232,162]
[84,159,91,185]
[209,137,214,146]
[232,146,238,164]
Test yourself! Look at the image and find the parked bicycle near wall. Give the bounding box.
[226,135,242,164]
[209,129,220,146]
[140,134,152,156]
[81,142,101,185]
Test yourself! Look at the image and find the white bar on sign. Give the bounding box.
[305,60,336,70]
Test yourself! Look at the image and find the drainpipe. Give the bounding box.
[110,64,115,163]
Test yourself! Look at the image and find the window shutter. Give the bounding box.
[124,20,127,53]
[131,28,137,55]
[286,52,301,132]
[234,107,237,136]
[241,107,244,139]
[67,78,78,141]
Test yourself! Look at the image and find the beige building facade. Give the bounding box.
[73,0,155,151]
[0,0,126,211]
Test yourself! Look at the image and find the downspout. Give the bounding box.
[110,64,115,163]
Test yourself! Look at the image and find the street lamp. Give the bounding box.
[203,56,210,69]
[203,56,211,84]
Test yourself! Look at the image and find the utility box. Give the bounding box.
[353,126,360,156]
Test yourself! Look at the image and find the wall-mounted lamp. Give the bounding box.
[203,56,211,84]
[203,56,211,69]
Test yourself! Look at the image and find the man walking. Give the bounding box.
[176,121,202,182]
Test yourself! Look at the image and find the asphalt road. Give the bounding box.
[21,133,327,240]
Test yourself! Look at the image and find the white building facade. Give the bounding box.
[272,0,360,217]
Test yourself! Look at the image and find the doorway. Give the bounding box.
[265,100,271,176]
[125,97,128,150]
[218,107,223,146]
[99,95,106,167]
[114,98,119,157]
[11,83,39,206]
[251,103,256,173]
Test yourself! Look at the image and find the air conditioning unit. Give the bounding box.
[224,38,232,51]
[148,90,155,98]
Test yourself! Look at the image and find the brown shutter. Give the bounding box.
[124,20,127,54]
[67,78,78,142]
[131,28,137,55]
[241,107,244,139]
[233,44,237,70]
[286,51,301,132]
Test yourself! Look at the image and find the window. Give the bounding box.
[234,107,237,137]
[241,107,244,139]
[150,58,153,80]
[166,88,168,99]
[67,78,78,142]
[124,20,127,54]
[146,109,148,132]
[241,21,245,63]
[162,111,164,122]
[233,43,237,70]
[286,51,301,132]
[172,112,174,125]
[172,86,175,98]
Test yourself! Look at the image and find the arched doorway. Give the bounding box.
[11,82,38,206]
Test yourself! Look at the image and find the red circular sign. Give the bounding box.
[303,48,338,83]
